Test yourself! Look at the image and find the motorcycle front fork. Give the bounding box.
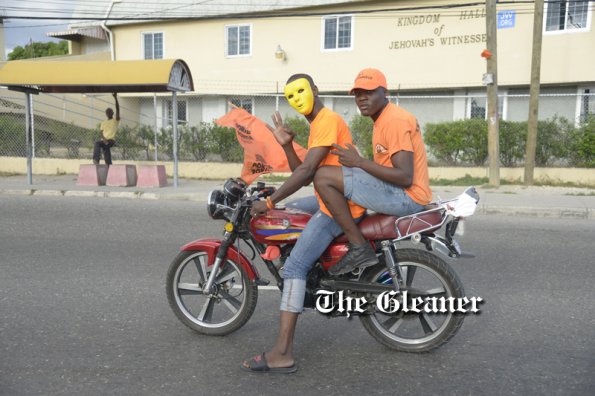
[380,241,402,293]
[203,231,235,295]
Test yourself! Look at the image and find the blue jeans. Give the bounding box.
[343,167,424,216]
[285,195,320,215]
[282,209,344,282]
[280,196,363,312]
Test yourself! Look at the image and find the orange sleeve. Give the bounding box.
[384,119,414,159]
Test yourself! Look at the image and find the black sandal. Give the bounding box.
[240,353,297,374]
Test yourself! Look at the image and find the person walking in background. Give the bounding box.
[93,93,120,165]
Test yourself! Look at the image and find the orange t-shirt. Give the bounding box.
[372,103,432,205]
[309,108,366,218]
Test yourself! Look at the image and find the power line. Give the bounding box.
[2,1,533,20]
[3,1,592,29]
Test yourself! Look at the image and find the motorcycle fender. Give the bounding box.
[180,238,258,280]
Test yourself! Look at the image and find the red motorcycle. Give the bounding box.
[166,178,480,352]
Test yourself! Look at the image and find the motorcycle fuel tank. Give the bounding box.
[250,208,310,245]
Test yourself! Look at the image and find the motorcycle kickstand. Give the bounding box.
[380,241,402,293]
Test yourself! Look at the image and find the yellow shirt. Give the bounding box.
[100,118,119,140]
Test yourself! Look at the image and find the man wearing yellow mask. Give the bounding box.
[242,74,370,374]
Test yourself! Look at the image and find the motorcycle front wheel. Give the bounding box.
[166,250,258,336]
[360,248,465,352]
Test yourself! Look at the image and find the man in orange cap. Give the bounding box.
[315,68,432,275]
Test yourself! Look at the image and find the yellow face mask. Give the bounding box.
[284,78,315,115]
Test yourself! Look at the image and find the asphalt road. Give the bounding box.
[0,195,593,396]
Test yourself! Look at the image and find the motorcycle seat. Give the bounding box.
[334,210,443,243]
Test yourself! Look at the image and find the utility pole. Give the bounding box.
[485,0,500,186]
[524,0,544,185]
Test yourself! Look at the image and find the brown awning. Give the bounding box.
[47,26,108,42]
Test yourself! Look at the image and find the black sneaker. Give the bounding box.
[328,243,378,276]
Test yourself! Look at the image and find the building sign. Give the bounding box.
[497,10,516,29]
[389,8,488,50]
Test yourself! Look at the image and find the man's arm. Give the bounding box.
[113,93,120,121]
[331,143,414,188]
[251,146,329,215]
[267,111,301,171]
[281,142,303,172]
[273,146,329,201]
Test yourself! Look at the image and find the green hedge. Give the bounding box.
[424,116,593,168]
[3,112,592,168]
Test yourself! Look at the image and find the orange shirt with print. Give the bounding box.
[372,103,432,205]
[309,108,366,218]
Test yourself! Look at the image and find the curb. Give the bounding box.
[1,188,593,220]
[477,205,593,220]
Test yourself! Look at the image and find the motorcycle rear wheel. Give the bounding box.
[166,250,258,336]
[360,248,465,352]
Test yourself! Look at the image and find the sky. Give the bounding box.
[2,0,73,56]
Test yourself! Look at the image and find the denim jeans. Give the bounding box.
[285,195,320,214]
[343,167,424,216]
[280,196,363,312]
[282,210,344,281]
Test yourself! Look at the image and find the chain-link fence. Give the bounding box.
[1,89,593,166]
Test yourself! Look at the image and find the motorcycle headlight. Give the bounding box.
[206,189,227,220]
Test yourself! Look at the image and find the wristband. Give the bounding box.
[266,196,275,209]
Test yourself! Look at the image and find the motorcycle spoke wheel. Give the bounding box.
[166,250,258,336]
[360,248,465,353]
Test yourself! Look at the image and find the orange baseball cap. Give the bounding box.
[349,68,387,94]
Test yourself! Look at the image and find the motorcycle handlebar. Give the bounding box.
[260,187,276,197]
[248,185,276,198]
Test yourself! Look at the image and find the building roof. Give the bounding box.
[55,0,366,30]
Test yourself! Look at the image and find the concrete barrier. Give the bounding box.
[77,164,108,186]
[106,165,137,187]
[136,165,167,187]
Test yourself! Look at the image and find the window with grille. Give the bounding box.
[143,32,163,59]
[579,88,595,123]
[226,25,251,57]
[545,0,592,32]
[230,98,253,114]
[164,100,187,126]
[467,95,505,119]
[322,15,353,50]
[470,98,486,119]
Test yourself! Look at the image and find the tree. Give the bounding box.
[8,41,69,60]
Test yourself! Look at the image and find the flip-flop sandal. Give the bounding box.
[240,353,297,374]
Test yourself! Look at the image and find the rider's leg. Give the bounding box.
[264,280,304,368]
[343,167,424,216]
[314,166,366,245]
[250,210,345,369]
[314,166,377,276]
[285,195,319,215]
[316,166,425,275]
